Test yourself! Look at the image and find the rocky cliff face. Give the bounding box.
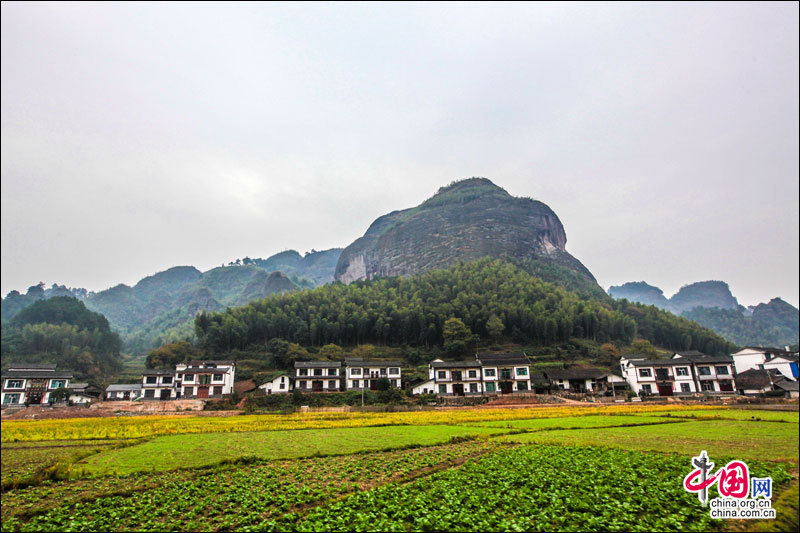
[669,281,740,314]
[335,178,596,284]
[608,281,670,308]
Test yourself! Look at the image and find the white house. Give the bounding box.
[478,353,532,394]
[176,360,236,398]
[258,374,293,394]
[731,347,799,380]
[141,370,176,400]
[621,353,736,396]
[344,359,402,390]
[105,383,143,401]
[411,378,436,395]
[430,359,484,395]
[294,361,343,392]
[66,383,96,404]
[1,363,73,406]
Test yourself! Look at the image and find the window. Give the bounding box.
[6,380,23,389]
[517,381,529,391]
[50,380,66,389]
[484,369,496,377]
[144,389,156,398]
[698,367,711,376]
[638,368,652,378]
[328,380,337,389]
[185,387,194,396]
[351,368,362,376]
[437,371,447,379]
[162,376,173,384]
[212,386,223,395]
[3,393,21,404]
[681,383,691,393]
[701,381,715,391]
[299,381,307,389]
[279,382,285,390]
[199,375,211,385]
[389,368,399,375]
[641,384,652,394]
[184,374,194,382]
[438,384,447,394]
[516,367,528,376]
[676,367,689,376]
[314,369,323,376]
[468,370,477,378]
[352,380,360,389]
[500,369,512,380]
[380,368,387,376]
[146,376,157,384]
[714,366,729,375]
[392,380,398,387]
[213,374,224,381]
[298,368,308,376]
[328,369,337,376]
[485,382,496,392]
[469,383,478,393]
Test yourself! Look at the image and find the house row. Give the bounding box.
[1,364,74,405]
[258,359,404,394]
[620,351,738,396]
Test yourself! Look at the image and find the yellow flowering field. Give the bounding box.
[0,404,733,442]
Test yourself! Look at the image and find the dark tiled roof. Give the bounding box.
[689,355,734,364]
[628,359,686,367]
[774,380,799,392]
[544,367,607,380]
[187,360,235,366]
[295,361,342,368]
[67,382,89,389]
[2,371,73,379]
[6,363,57,371]
[344,359,402,367]
[431,360,481,368]
[106,384,142,392]
[142,369,175,376]
[734,369,775,390]
[180,369,230,375]
[478,353,530,366]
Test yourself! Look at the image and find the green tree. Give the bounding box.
[443,317,471,355]
[318,343,345,360]
[486,314,505,340]
[49,387,70,404]
[630,339,660,357]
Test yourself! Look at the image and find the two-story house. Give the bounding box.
[1,363,73,406]
[141,369,177,400]
[344,359,402,390]
[294,361,343,392]
[478,353,531,394]
[105,384,143,401]
[176,360,236,399]
[430,359,484,395]
[621,352,736,396]
[731,347,798,381]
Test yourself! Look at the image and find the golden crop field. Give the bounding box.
[0,404,735,442]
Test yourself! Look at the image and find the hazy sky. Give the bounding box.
[2,2,798,307]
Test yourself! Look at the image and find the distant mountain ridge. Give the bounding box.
[608,281,798,346]
[1,249,341,355]
[335,178,598,289]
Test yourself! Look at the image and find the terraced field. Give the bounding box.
[1,404,797,532]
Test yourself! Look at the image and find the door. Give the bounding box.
[369,379,377,391]
[453,384,464,396]
[312,381,323,392]
[657,382,673,396]
[499,382,513,394]
[718,380,734,392]
[160,389,172,400]
[123,391,130,400]
[197,387,209,399]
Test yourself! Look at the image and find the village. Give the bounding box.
[2,346,797,409]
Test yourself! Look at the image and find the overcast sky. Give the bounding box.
[2,2,798,307]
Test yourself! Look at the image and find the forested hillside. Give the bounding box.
[0,296,122,379]
[196,259,734,357]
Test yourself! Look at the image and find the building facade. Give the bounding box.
[176,360,236,399]
[344,359,402,390]
[620,353,736,396]
[1,363,73,406]
[731,347,798,381]
[141,369,177,400]
[105,384,143,401]
[416,353,534,396]
[258,374,293,394]
[294,362,343,392]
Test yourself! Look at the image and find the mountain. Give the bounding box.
[669,281,740,314]
[251,248,343,285]
[608,282,670,308]
[335,178,597,289]
[608,280,798,347]
[1,296,122,379]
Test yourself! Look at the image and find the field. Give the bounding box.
[1,404,797,532]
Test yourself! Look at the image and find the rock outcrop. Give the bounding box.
[335,177,596,284]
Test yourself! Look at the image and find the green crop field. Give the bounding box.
[1,404,797,532]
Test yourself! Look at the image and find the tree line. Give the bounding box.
[195,258,734,356]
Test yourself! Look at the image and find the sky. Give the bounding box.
[2,2,798,307]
